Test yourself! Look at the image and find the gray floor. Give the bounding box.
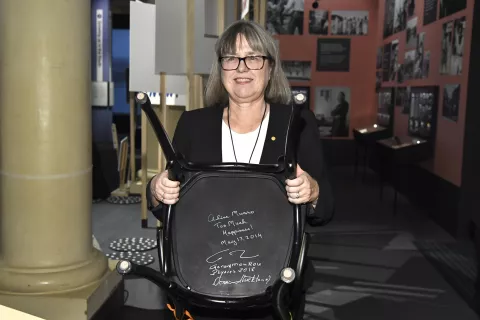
[92,166,479,319]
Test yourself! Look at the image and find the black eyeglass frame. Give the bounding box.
[218,55,273,71]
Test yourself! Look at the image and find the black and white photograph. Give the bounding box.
[402,86,411,114]
[403,50,416,81]
[406,17,418,49]
[376,47,383,69]
[266,0,304,35]
[384,0,411,38]
[395,87,407,106]
[414,32,425,79]
[439,0,467,19]
[382,43,391,81]
[443,84,460,122]
[330,11,369,36]
[397,64,405,83]
[376,71,382,91]
[281,60,311,81]
[440,21,453,75]
[406,0,416,18]
[314,87,351,137]
[450,17,466,75]
[389,40,400,81]
[423,51,431,78]
[423,0,438,25]
[377,89,394,128]
[291,86,311,111]
[308,10,329,35]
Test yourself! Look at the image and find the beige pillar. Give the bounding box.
[0,0,108,295]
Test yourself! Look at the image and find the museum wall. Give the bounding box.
[267,0,379,139]
[376,0,473,186]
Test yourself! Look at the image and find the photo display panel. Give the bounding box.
[408,86,438,139]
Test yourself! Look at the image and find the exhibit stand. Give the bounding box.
[353,87,395,181]
[375,86,439,214]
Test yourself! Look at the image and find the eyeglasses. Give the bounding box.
[219,55,271,71]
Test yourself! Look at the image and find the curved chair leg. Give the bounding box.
[290,232,310,319]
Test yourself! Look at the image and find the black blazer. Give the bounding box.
[147,103,334,225]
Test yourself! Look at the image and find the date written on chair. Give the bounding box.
[208,210,263,246]
[205,209,272,288]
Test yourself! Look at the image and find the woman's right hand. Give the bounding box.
[150,170,180,205]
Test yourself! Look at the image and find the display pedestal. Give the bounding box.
[376,136,433,215]
[353,125,391,182]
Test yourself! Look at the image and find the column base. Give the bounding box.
[0,249,107,295]
[0,268,123,320]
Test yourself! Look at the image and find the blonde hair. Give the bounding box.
[204,20,292,107]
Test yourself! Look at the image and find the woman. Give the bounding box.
[147,20,334,319]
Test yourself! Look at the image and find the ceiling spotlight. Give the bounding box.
[312,0,319,9]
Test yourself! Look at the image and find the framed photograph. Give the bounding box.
[308,10,329,35]
[443,84,460,122]
[423,51,431,78]
[282,61,311,81]
[377,87,395,129]
[423,0,438,25]
[376,47,383,69]
[266,0,304,35]
[389,40,400,81]
[414,32,425,79]
[395,87,407,106]
[402,86,412,114]
[382,43,392,81]
[439,0,467,19]
[440,21,453,75]
[403,50,416,81]
[316,38,351,72]
[314,87,351,137]
[406,17,418,49]
[450,17,466,75]
[330,10,369,35]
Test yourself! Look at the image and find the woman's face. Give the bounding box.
[221,34,271,104]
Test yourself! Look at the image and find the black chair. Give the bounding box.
[115,92,310,320]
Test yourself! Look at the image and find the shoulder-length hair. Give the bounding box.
[204,20,292,107]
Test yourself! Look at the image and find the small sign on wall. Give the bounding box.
[316,38,351,72]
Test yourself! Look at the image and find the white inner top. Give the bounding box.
[222,112,270,164]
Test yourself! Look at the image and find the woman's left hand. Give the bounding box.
[285,164,319,204]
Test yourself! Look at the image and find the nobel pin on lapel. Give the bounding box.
[271,136,276,141]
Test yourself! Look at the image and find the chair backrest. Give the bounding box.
[172,170,294,297]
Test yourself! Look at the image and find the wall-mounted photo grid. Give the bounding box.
[314,87,351,138]
[266,0,304,35]
[440,17,466,76]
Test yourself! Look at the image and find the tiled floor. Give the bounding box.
[93,166,479,319]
